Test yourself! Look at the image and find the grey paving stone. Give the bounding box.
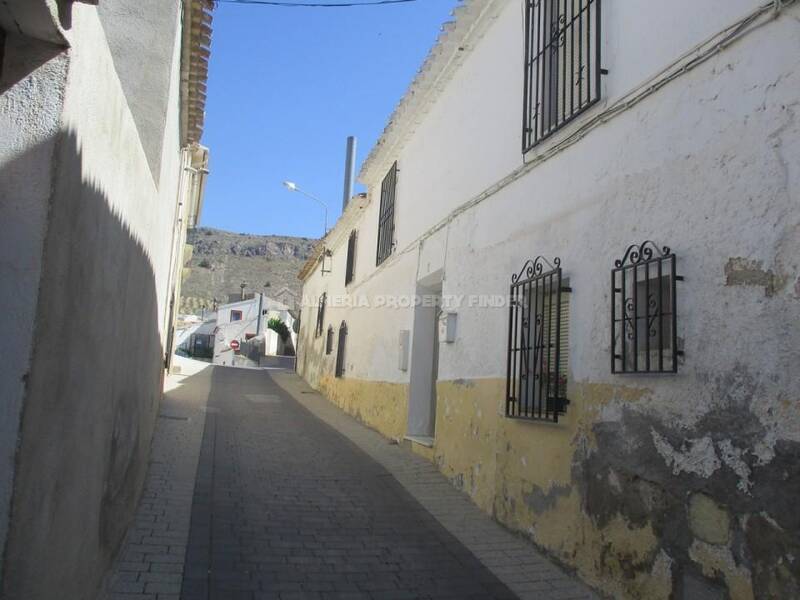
[98,363,212,600]
[180,367,518,600]
[100,364,597,600]
[273,371,599,600]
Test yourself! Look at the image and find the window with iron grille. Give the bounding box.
[325,325,334,355]
[376,162,397,266]
[345,230,357,286]
[315,293,326,338]
[506,257,571,422]
[612,242,683,374]
[522,0,602,152]
[335,321,347,378]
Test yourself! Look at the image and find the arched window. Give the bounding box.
[325,325,334,355]
[315,292,326,337]
[335,321,348,378]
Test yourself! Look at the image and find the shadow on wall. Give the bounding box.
[0,36,64,96]
[2,130,164,600]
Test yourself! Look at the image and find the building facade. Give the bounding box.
[214,294,296,367]
[0,0,212,597]
[297,1,800,598]
[166,144,210,371]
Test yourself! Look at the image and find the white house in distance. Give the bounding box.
[297,1,800,599]
[213,294,296,367]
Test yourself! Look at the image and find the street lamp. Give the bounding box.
[282,180,328,237]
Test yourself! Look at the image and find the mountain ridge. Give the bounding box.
[180,227,316,314]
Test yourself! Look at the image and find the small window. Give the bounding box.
[345,230,358,286]
[335,321,348,378]
[230,310,243,322]
[325,325,334,355]
[376,162,397,266]
[522,0,602,152]
[612,242,683,373]
[506,257,571,422]
[315,293,326,338]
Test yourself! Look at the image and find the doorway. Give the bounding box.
[407,280,441,442]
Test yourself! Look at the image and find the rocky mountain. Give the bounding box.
[180,227,316,315]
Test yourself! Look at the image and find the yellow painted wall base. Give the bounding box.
[309,375,775,600]
[318,375,408,442]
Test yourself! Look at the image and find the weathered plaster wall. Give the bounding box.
[319,376,408,442]
[298,2,800,598]
[0,3,185,597]
[0,31,69,588]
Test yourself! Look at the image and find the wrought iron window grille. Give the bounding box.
[345,230,357,286]
[522,0,602,153]
[611,241,683,374]
[335,321,347,378]
[315,293,326,338]
[325,325,334,355]
[506,257,571,423]
[376,162,398,266]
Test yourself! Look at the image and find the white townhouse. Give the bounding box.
[297,1,800,598]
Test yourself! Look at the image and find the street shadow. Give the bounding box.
[1,130,165,600]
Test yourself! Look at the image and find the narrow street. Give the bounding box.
[104,359,596,600]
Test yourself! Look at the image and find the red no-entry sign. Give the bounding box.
[229,340,240,351]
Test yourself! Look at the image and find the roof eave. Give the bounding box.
[180,0,215,147]
[358,0,510,185]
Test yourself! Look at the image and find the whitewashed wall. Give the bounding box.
[299,2,800,595]
[324,0,800,408]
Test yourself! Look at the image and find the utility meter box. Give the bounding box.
[438,312,457,343]
[398,330,410,371]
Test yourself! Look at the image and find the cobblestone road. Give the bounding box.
[104,360,597,600]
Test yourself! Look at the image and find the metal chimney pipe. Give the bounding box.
[341,136,357,211]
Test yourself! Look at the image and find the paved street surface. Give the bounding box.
[103,359,597,600]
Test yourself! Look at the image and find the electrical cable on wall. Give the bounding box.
[345,0,792,293]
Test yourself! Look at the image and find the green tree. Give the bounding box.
[267,317,289,341]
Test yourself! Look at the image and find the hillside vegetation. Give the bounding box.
[180,227,316,314]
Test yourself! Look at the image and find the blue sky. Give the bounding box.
[200,0,459,239]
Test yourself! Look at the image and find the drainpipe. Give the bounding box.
[341,136,357,211]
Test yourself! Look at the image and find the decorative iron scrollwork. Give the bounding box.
[512,256,561,284]
[614,241,671,269]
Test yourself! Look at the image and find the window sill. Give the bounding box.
[522,98,607,164]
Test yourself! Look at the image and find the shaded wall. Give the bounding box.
[0,31,69,587]
[2,133,164,600]
[0,2,184,597]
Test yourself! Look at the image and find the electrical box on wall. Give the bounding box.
[438,312,457,343]
[398,330,410,371]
